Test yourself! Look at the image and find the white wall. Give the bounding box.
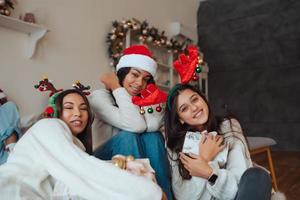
[0,0,199,117]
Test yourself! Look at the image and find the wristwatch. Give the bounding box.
[208,173,218,185]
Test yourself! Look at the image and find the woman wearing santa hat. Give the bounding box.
[89,45,173,200]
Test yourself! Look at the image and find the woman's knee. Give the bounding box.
[242,167,272,186]
[114,131,139,144]
[244,167,270,179]
[141,131,164,143]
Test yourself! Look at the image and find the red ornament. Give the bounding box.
[192,75,199,81]
[44,106,54,117]
[45,106,54,114]
[156,106,162,112]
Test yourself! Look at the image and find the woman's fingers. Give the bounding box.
[200,132,207,144]
[219,143,227,151]
[216,136,224,145]
[188,153,198,159]
[179,153,189,163]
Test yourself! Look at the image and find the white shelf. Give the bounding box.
[0,15,48,58]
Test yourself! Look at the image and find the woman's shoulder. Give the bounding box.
[28,118,71,136]
[90,88,111,97]
[33,118,66,127]
[88,89,115,105]
[219,118,243,134]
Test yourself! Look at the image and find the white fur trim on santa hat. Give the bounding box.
[116,54,157,77]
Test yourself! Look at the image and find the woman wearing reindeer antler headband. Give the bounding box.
[0,80,163,200]
[89,45,173,200]
[164,46,273,200]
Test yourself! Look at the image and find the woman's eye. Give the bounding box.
[191,97,198,102]
[80,106,88,110]
[132,73,139,77]
[64,106,73,110]
[180,107,187,112]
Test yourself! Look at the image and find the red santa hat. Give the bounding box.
[116,45,157,77]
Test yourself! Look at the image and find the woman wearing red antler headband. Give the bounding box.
[89,45,173,200]
[164,47,273,200]
[0,87,163,200]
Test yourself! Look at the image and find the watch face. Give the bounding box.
[208,174,218,184]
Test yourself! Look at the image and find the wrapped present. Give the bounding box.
[111,155,156,182]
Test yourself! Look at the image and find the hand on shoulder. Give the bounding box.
[100,72,121,91]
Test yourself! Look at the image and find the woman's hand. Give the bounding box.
[100,72,121,91]
[161,192,168,200]
[179,153,212,179]
[199,133,225,162]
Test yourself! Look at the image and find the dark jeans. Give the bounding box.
[235,167,272,200]
[94,131,173,200]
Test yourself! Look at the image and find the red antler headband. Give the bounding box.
[34,77,91,118]
[173,45,204,84]
[34,76,63,117]
[72,80,91,96]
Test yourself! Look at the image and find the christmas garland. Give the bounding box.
[106,18,192,67]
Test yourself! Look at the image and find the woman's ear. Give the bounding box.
[179,119,184,124]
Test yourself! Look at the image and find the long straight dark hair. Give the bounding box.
[55,89,93,155]
[165,84,218,179]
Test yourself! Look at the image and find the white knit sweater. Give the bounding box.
[169,119,253,200]
[88,88,165,150]
[0,119,162,200]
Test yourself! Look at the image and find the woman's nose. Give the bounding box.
[191,103,198,111]
[135,77,143,87]
[73,108,81,116]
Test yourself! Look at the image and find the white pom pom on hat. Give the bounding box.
[116,45,157,77]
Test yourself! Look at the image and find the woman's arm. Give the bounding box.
[180,139,248,200]
[205,139,249,200]
[169,153,208,200]
[89,88,147,132]
[30,119,162,200]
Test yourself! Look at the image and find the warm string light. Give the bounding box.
[106,18,192,67]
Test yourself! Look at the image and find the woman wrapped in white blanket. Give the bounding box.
[0,89,162,200]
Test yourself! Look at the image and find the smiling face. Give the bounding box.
[176,89,209,131]
[60,93,89,136]
[122,68,152,96]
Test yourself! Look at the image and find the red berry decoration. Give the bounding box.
[156,105,162,112]
[192,75,199,81]
[45,106,54,114]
